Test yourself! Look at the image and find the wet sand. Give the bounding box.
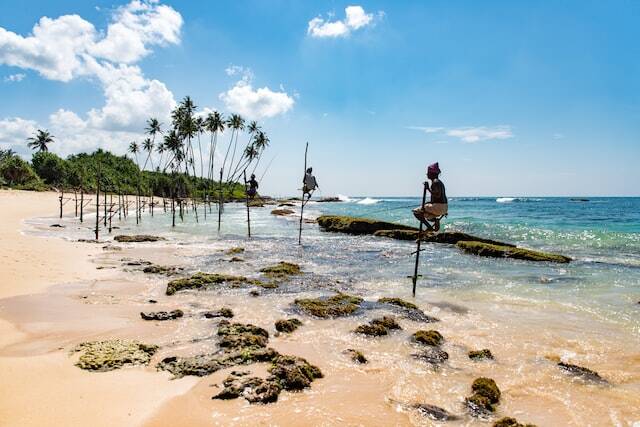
[1,190,640,426]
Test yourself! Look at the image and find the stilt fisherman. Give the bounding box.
[412,162,448,231]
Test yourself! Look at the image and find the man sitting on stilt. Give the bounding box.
[412,162,448,232]
[302,167,318,201]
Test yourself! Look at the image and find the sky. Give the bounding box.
[1,0,639,197]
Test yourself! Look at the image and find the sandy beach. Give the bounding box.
[1,190,639,427]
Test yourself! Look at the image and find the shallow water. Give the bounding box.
[21,196,640,425]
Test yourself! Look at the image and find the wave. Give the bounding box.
[357,197,381,205]
[496,197,543,203]
[336,194,352,202]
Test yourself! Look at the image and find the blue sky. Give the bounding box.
[1,1,639,196]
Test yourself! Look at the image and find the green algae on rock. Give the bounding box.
[558,361,607,383]
[113,235,166,243]
[73,339,158,372]
[466,377,501,415]
[412,330,444,346]
[493,417,537,427]
[294,293,364,318]
[213,375,281,404]
[413,403,459,421]
[260,262,302,279]
[469,349,494,360]
[203,307,234,318]
[317,215,417,235]
[268,355,323,390]
[373,229,515,247]
[140,309,183,321]
[226,247,244,255]
[142,265,181,275]
[378,297,418,310]
[412,347,449,365]
[456,240,571,263]
[275,318,302,333]
[166,272,262,295]
[218,320,269,350]
[354,316,401,336]
[271,208,295,216]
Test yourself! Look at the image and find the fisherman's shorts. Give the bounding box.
[413,203,448,220]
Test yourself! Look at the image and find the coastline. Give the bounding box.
[0,190,639,426]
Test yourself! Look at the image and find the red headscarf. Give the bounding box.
[427,162,441,176]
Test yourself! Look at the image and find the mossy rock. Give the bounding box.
[412,348,449,365]
[493,417,538,427]
[228,257,244,262]
[374,229,516,246]
[268,355,323,390]
[73,339,158,372]
[413,403,459,421]
[157,347,279,378]
[142,265,181,275]
[275,318,303,333]
[260,262,302,279]
[354,323,388,336]
[456,241,571,263]
[166,272,262,295]
[378,297,418,310]
[203,307,234,318]
[469,349,494,360]
[317,215,417,235]
[465,393,494,415]
[294,293,364,318]
[471,377,501,404]
[114,235,166,243]
[271,208,295,216]
[226,247,244,255]
[218,320,269,350]
[140,309,183,321]
[412,330,444,346]
[213,375,281,404]
[345,349,367,364]
[371,316,401,330]
[558,362,607,383]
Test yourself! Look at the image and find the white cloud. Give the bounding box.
[225,64,254,82]
[307,5,381,38]
[409,125,514,143]
[3,73,26,82]
[219,79,294,120]
[0,1,181,155]
[0,117,38,153]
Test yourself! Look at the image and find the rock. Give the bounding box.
[412,403,459,421]
[277,202,295,207]
[102,244,122,251]
[317,197,342,203]
[226,247,244,255]
[113,235,165,243]
[355,316,401,336]
[166,272,262,295]
[456,241,571,263]
[558,362,607,383]
[275,318,302,333]
[203,307,234,318]
[260,262,302,279]
[157,347,279,378]
[73,339,158,372]
[378,297,418,310]
[140,309,184,321]
[294,293,363,318]
[125,260,152,266]
[228,257,244,262]
[466,377,501,416]
[412,330,444,346]
[493,417,538,427]
[50,223,64,228]
[218,321,269,350]
[412,348,449,365]
[148,299,157,304]
[249,290,260,297]
[344,349,367,364]
[271,208,295,216]
[143,265,181,275]
[374,229,516,247]
[213,375,281,404]
[317,215,417,235]
[469,349,494,360]
[465,393,494,415]
[248,200,264,207]
[268,355,323,391]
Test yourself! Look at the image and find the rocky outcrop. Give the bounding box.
[344,349,367,364]
[465,377,501,416]
[412,403,459,421]
[275,318,302,333]
[412,347,449,365]
[271,208,295,216]
[166,273,262,295]
[317,215,417,235]
[456,241,571,263]
[317,197,342,203]
[469,349,494,360]
[142,265,181,275]
[374,229,516,247]
[412,330,444,346]
[493,417,537,427]
[203,307,234,318]
[73,339,158,372]
[354,316,401,336]
[558,362,607,383]
[113,235,166,243]
[140,309,183,321]
[378,297,439,323]
[260,262,302,279]
[294,293,363,318]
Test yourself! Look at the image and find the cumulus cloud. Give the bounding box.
[408,125,514,143]
[3,73,26,82]
[307,5,381,38]
[0,1,181,155]
[219,67,294,119]
[0,117,38,153]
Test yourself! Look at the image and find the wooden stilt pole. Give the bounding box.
[103,189,107,227]
[298,142,309,245]
[80,186,84,223]
[244,170,251,237]
[411,181,429,297]
[218,168,223,232]
[108,193,113,233]
[95,164,100,240]
[74,189,78,217]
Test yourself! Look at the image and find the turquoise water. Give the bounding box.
[47,196,640,336]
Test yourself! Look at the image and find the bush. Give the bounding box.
[0,154,43,188]
[31,151,68,186]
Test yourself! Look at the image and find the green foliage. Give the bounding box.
[31,151,68,186]
[0,152,44,189]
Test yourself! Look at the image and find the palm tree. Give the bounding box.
[229,120,260,180]
[195,116,205,178]
[128,141,140,167]
[222,114,245,181]
[251,131,270,174]
[144,118,161,169]
[142,138,154,170]
[205,111,225,181]
[27,130,55,152]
